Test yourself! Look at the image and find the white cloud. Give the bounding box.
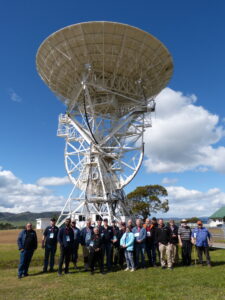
[144,88,225,173]
[37,176,70,186]
[165,185,225,217]
[161,177,178,185]
[8,89,22,102]
[0,169,65,213]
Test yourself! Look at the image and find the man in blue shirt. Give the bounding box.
[132,219,146,268]
[191,220,212,266]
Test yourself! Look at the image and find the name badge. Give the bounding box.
[66,235,70,242]
[90,241,94,247]
[101,233,104,237]
[113,236,117,241]
[134,233,140,237]
[194,233,197,238]
[108,230,111,232]
[50,233,54,239]
[147,232,151,237]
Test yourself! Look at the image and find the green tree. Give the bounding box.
[186,217,199,223]
[127,185,169,219]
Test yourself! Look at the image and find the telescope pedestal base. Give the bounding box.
[56,187,132,228]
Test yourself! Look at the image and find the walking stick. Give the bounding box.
[193,244,197,265]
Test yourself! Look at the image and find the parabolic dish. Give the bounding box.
[36,21,173,109]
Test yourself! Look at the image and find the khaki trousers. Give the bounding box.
[170,244,179,264]
[159,243,172,268]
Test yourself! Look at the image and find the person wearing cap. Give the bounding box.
[191,220,212,266]
[111,220,120,267]
[167,219,179,265]
[88,227,104,274]
[120,226,135,271]
[178,219,192,266]
[143,218,157,267]
[42,218,59,272]
[80,219,93,271]
[155,219,173,270]
[57,218,74,275]
[17,223,38,279]
[71,220,81,269]
[102,218,114,271]
[132,218,146,268]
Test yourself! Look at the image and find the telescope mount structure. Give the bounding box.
[36,22,173,227]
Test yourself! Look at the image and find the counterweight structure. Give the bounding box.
[36,21,173,227]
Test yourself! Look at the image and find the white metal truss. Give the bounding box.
[56,69,154,227]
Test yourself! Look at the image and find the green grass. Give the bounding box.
[0,247,225,300]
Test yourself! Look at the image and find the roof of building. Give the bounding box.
[209,207,225,219]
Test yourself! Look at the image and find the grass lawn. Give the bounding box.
[0,230,225,300]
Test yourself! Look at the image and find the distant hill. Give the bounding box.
[0,211,60,226]
[0,211,209,227]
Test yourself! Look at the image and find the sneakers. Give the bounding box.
[124,267,130,271]
[130,268,135,272]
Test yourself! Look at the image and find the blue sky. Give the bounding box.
[1,0,225,217]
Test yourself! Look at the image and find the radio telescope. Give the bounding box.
[36,21,173,226]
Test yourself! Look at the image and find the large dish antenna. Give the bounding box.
[36,21,173,226]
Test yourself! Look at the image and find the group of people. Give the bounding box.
[17,217,212,278]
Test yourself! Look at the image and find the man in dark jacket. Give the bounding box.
[117,222,126,268]
[144,218,157,267]
[102,218,113,271]
[42,218,59,272]
[17,223,37,279]
[57,218,74,275]
[71,220,81,269]
[96,219,104,236]
[155,219,173,269]
[167,219,179,265]
[111,220,120,267]
[88,227,104,274]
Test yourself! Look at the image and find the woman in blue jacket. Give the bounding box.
[120,227,135,271]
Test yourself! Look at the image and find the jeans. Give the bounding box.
[134,243,145,268]
[18,249,34,277]
[102,243,112,270]
[170,244,179,264]
[145,242,156,265]
[125,250,135,269]
[43,245,56,271]
[196,246,211,265]
[58,246,72,274]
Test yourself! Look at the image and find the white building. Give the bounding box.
[36,218,50,230]
[208,207,225,227]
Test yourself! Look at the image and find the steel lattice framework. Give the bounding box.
[36,21,173,227]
